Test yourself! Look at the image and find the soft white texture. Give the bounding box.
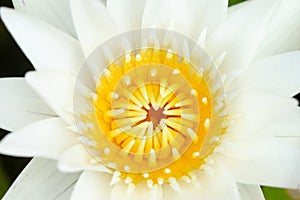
[227,91,299,138]
[58,144,111,173]
[253,0,300,60]
[206,0,282,74]
[70,0,118,57]
[0,8,84,75]
[239,52,300,97]
[142,0,228,38]
[0,118,78,159]
[111,181,163,200]
[162,164,240,199]
[25,71,75,124]
[219,136,300,189]
[12,0,76,37]
[107,0,147,32]
[237,184,265,200]
[0,78,54,131]
[2,158,80,200]
[71,171,113,200]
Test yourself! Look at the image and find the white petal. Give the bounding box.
[58,144,111,173]
[227,91,299,138]
[163,164,240,200]
[71,171,112,200]
[206,0,282,74]
[55,185,75,200]
[0,8,84,75]
[227,90,300,152]
[266,111,300,138]
[142,0,227,38]
[70,0,118,57]
[0,118,78,159]
[111,182,163,200]
[255,111,300,149]
[107,0,146,32]
[0,78,55,131]
[254,0,300,60]
[238,184,265,200]
[12,0,76,37]
[228,0,300,60]
[192,0,228,37]
[278,138,300,150]
[219,136,300,189]
[2,158,80,200]
[239,51,300,97]
[25,71,75,124]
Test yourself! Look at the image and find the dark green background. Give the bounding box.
[0,0,299,199]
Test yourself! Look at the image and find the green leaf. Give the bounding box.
[262,187,294,200]
[229,0,247,6]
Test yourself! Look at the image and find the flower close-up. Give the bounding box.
[0,0,300,199]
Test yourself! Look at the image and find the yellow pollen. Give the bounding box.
[80,48,221,186]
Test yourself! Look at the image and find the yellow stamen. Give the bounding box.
[78,48,224,187]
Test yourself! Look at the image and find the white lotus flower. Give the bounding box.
[0,0,300,199]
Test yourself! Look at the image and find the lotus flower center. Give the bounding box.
[75,46,225,188]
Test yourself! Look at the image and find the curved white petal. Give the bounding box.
[12,0,76,37]
[70,0,118,57]
[0,8,84,75]
[0,78,55,131]
[25,71,75,124]
[219,136,300,189]
[163,164,240,200]
[107,0,146,32]
[242,0,300,60]
[2,158,80,200]
[255,110,300,149]
[239,51,300,97]
[55,185,75,200]
[112,182,163,200]
[227,91,299,138]
[142,0,183,31]
[254,0,300,60]
[238,184,265,200]
[227,90,300,152]
[206,0,282,74]
[58,144,111,173]
[142,0,227,39]
[0,118,78,159]
[71,171,112,200]
[267,131,300,152]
